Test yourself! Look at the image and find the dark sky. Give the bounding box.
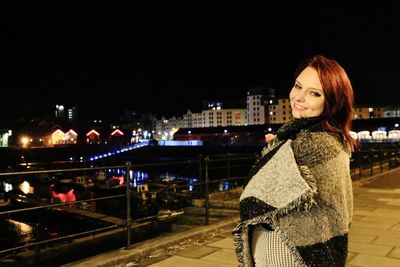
[1,1,399,123]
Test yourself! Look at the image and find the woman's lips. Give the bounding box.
[293,103,307,110]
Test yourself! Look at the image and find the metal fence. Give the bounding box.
[0,153,255,266]
[351,142,400,178]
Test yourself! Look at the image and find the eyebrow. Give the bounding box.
[295,80,323,92]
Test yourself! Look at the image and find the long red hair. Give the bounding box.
[294,55,357,149]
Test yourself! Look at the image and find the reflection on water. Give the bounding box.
[0,168,236,252]
[219,181,230,191]
[0,218,34,250]
[9,219,33,243]
[0,208,113,251]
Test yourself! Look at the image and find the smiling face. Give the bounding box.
[289,66,325,119]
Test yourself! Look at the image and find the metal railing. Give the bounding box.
[0,153,256,266]
[351,142,400,178]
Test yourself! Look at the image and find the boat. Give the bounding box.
[92,175,159,219]
[148,178,192,210]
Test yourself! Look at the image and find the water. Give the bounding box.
[0,166,242,250]
[0,207,112,252]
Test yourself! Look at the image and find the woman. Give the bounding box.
[233,55,356,267]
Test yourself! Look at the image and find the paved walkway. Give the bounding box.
[131,167,400,267]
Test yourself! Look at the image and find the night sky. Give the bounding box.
[1,1,399,123]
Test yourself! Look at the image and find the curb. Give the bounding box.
[352,167,400,188]
[62,215,240,267]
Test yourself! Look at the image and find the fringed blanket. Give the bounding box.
[233,119,353,267]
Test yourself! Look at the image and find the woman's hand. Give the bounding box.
[265,133,276,143]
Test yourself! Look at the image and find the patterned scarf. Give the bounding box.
[233,117,352,267]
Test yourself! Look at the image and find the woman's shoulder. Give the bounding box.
[292,130,346,166]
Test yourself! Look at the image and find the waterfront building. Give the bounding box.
[246,87,266,125]
[266,97,292,124]
[383,105,400,118]
[353,105,385,119]
[201,102,246,128]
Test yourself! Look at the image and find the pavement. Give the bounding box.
[65,166,400,267]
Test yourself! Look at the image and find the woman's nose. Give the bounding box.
[294,90,306,102]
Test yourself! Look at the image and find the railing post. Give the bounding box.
[205,156,210,225]
[198,154,203,196]
[35,222,41,265]
[358,152,362,178]
[369,149,373,176]
[227,153,230,182]
[125,161,132,249]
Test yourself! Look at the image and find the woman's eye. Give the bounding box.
[310,91,321,97]
[294,84,301,89]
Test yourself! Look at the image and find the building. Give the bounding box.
[353,105,385,119]
[201,102,246,128]
[246,87,265,125]
[267,97,292,124]
[383,106,400,118]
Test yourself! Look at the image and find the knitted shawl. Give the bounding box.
[233,117,353,267]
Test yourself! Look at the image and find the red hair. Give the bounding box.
[295,55,357,149]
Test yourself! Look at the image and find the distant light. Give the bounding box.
[67,129,78,136]
[111,129,124,136]
[395,124,399,127]
[268,128,272,132]
[87,129,100,136]
[52,129,65,136]
[4,182,12,192]
[19,181,32,194]
[224,129,228,133]
[21,137,29,146]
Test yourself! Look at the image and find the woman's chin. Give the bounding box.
[292,112,303,119]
